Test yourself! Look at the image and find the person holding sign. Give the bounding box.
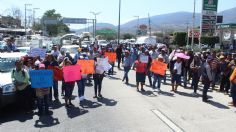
[152,56,165,92]
[135,56,147,92]
[60,58,75,108]
[34,63,52,116]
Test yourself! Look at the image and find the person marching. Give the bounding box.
[202,56,213,102]
[190,53,202,95]
[135,55,147,92]
[152,55,165,92]
[122,50,132,84]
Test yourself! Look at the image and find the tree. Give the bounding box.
[173,32,187,46]
[122,33,135,40]
[42,9,69,36]
[200,36,219,47]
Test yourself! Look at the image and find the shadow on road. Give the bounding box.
[127,83,137,88]
[140,90,157,97]
[66,107,89,119]
[107,76,121,80]
[80,99,102,109]
[176,91,200,98]
[207,100,230,109]
[34,115,60,128]
[97,97,118,106]
[159,91,175,97]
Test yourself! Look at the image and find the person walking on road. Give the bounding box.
[190,53,202,95]
[202,56,213,102]
[171,57,182,92]
[122,50,132,84]
[135,56,147,92]
[116,45,123,69]
[229,66,236,107]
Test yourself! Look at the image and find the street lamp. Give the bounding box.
[191,0,196,49]
[118,0,121,45]
[90,11,101,38]
[25,4,32,35]
[33,8,40,27]
[134,15,139,36]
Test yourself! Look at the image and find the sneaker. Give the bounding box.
[141,88,145,92]
[93,96,97,98]
[98,94,103,98]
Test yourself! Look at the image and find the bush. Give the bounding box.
[173,32,187,46]
[200,36,219,47]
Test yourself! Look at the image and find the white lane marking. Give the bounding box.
[152,109,184,132]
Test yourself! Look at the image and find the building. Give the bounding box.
[217,23,236,48]
[0,15,21,28]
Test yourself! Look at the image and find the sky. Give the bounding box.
[0,0,236,29]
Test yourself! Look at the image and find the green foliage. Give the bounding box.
[173,32,187,46]
[200,36,219,47]
[122,33,135,40]
[42,9,70,36]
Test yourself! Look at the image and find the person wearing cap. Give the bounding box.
[73,48,82,64]
[219,55,231,93]
[122,50,132,84]
[202,56,213,102]
[35,63,52,116]
[190,54,202,95]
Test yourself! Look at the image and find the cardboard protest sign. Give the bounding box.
[150,60,168,76]
[97,57,112,71]
[77,60,95,74]
[29,70,53,88]
[48,66,63,81]
[140,55,149,63]
[104,52,117,62]
[27,48,46,58]
[63,65,81,82]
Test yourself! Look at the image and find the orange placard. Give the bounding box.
[77,60,95,74]
[104,52,117,62]
[150,60,168,76]
[48,65,63,81]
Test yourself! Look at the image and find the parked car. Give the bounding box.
[60,45,80,58]
[17,47,30,53]
[0,53,26,109]
[98,40,109,46]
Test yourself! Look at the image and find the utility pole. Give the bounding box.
[148,13,151,37]
[25,4,32,35]
[118,0,121,45]
[134,16,139,36]
[90,12,101,38]
[186,22,190,46]
[33,8,40,27]
[191,0,196,49]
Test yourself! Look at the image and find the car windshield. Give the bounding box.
[99,41,107,44]
[18,48,30,53]
[61,47,79,54]
[0,57,18,72]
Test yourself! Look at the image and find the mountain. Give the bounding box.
[72,7,236,34]
[71,23,116,34]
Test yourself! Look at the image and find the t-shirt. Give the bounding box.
[230,68,236,85]
[174,62,182,75]
[135,61,146,73]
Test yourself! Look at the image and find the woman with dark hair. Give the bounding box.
[135,55,147,92]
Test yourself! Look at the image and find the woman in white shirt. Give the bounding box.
[171,57,182,92]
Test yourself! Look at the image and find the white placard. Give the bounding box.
[140,55,149,63]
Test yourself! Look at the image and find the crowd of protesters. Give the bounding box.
[8,42,236,116]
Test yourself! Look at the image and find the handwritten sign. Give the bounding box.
[77,60,95,74]
[27,48,46,58]
[29,70,53,88]
[140,55,149,63]
[104,52,117,62]
[150,60,168,76]
[63,65,81,82]
[97,57,112,71]
[48,66,63,81]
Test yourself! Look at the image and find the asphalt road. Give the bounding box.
[1,66,236,132]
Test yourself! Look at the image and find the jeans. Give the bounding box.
[231,83,236,106]
[191,74,200,93]
[50,80,59,100]
[93,74,104,96]
[123,66,130,83]
[153,74,162,89]
[117,57,121,68]
[64,82,75,99]
[203,82,210,101]
[108,63,114,75]
[147,71,152,86]
[37,94,49,113]
[77,79,85,98]
[183,69,188,87]
[17,86,34,110]
[220,75,230,93]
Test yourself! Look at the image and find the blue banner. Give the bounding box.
[29,70,53,88]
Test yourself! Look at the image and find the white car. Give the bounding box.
[0,52,26,109]
[60,45,80,58]
[17,47,30,53]
[98,40,109,46]
[81,41,91,48]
